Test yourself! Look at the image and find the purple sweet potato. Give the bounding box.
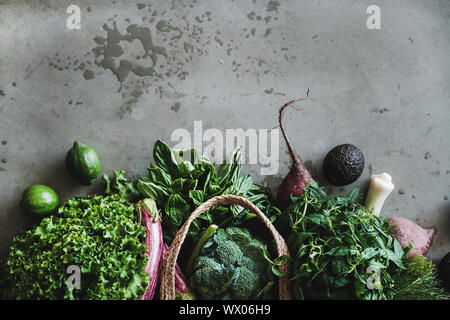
[388,217,437,257]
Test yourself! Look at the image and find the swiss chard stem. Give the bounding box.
[186,224,218,277]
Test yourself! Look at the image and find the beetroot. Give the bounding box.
[277,90,314,208]
[138,199,164,300]
[388,217,437,257]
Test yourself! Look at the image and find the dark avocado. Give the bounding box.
[439,252,450,290]
[323,144,364,186]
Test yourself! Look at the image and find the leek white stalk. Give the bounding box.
[365,173,395,216]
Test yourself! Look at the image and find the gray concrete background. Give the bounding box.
[0,0,449,262]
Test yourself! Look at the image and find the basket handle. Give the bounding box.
[159,194,292,300]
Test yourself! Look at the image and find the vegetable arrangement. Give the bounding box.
[103,140,279,257]
[1,96,449,301]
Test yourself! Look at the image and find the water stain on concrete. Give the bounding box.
[117,98,138,119]
[93,22,167,84]
[24,59,47,80]
[430,170,440,177]
[170,102,181,113]
[156,19,183,40]
[371,108,390,114]
[266,0,280,12]
[83,69,95,80]
[383,150,411,158]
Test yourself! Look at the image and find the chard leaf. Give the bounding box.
[137,178,170,205]
[189,190,205,207]
[165,194,190,226]
[217,148,242,185]
[233,174,253,195]
[147,165,172,186]
[153,139,182,177]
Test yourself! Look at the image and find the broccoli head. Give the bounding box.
[189,227,274,300]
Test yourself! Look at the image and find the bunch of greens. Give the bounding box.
[284,181,407,300]
[392,255,450,300]
[283,181,449,300]
[104,140,280,247]
[1,194,148,300]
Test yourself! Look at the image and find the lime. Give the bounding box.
[21,184,59,218]
[66,141,101,185]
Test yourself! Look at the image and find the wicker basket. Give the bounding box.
[159,194,292,300]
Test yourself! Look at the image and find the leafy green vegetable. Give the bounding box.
[283,181,407,300]
[104,140,280,247]
[189,227,274,300]
[103,170,141,202]
[392,255,450,300]
[1,194,148,300]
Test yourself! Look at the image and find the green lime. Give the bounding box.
[66,141,101,185]
[21,184,59,218]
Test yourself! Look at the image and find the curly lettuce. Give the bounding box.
[1,194,148,300]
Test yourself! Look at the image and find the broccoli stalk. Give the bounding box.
[186,224,218,277]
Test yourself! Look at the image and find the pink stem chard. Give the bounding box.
[138,198,163,300]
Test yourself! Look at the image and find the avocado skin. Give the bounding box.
[66,141,101,185]
[323,144,364,186]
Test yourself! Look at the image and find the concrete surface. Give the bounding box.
[0,0,449,263]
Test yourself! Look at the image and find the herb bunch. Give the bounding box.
[284,181,406,300]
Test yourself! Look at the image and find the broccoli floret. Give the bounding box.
[225,227,252,248]
[215,240,243,266]
[230,266,259,299]
[189,227,274,300]
[190,257,224,299]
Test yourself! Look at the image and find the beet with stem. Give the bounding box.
[277,90,314,208]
